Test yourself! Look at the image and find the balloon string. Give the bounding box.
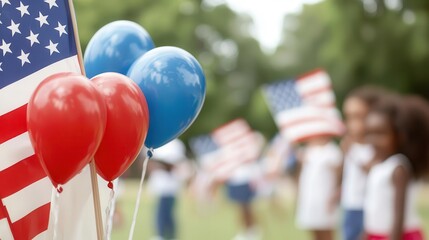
[128,149,153,240]
[52,185,62,240]
[104,188,115,240]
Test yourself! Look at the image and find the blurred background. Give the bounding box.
[75,0,429,140]
[73,0,429,239]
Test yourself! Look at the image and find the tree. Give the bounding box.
[276,0,429,103]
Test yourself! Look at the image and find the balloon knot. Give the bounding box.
[147,148,154,158]
[108,181,114,189]
[57,186,63,193]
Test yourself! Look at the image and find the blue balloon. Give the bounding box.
[84,20,155,78]
[127,47,206,149]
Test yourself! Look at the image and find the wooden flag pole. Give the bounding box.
[89,161,104,240]
[68,0,104,239]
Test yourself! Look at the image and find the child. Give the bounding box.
[340,87,384,240]
[364,95,429,240]
[227,163,261,240]
[296,135,342,240]
[148,139,187,240]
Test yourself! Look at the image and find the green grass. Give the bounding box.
[111,180,429,240]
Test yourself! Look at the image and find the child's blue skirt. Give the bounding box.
[226,182,255,204]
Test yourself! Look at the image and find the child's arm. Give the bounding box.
[329,145,344,212]
[361,158,380,173]
[329,162,343,212]
[390,165,410,240]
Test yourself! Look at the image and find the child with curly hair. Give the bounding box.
[364,95,429,240]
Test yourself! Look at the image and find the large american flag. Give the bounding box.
[263,69,344,143]
[0,0,81,239]
[189,119,264,181]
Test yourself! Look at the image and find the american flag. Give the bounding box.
[189,119,264,181]
[0,0,81,239]
[263,69,344,143]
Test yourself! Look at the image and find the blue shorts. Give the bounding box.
[343,209,364,240]
[226,182,255,204]
[156,196,176,239]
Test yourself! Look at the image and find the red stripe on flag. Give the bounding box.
[0,200,8,220]
[296,68,325,81]
[0,200,14,239]
[10,203,50,240]
[210,156,254,172]
[301,85,332,98]
[293,132,342,143]
[213,119,245,133]
[280,116,331,129]
[216,130,253,146]
[307,102,336,108]
[0,104,28,144]
[0,155,46,199]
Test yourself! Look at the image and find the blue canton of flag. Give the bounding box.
[189,135,219,159]
[0,0,77,89]
[263,80,302,115]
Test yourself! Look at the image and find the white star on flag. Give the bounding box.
[54,22,67,37]
[7,20,21,37]
[26,30,40,46]
[0,0,10,7]
[35,12,49,27]
[44,0,58,9]
[0,62,3,71]
[17,50,30,66]
[0,40,12,56]
[16,2,30,17]
[45,40,59,55]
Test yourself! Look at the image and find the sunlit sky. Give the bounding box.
[220,0,323,52]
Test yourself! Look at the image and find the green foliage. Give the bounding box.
[275,0,429,103]
[73,0,429,143]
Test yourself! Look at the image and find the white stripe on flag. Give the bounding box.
[296,71,330,96]
[2,177,51,222]
[0,132,34,171]
[0,218,14,240]
[220,133,256,154]
[0,56,80,115]
[212,157,254,181]
[275,107,340,127]
[281,120,342,142]
[303,91,335,106]
[212,119,249,145]
[222,133,262,160]
[32,230,47,240]
[275,107,321,126]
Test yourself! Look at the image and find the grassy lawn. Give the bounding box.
[111,180,429,240]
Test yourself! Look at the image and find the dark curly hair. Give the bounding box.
[370,95,429,179]
[347,85,388,107]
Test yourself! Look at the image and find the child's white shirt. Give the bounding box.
[148,169,180,197]
[364,154,420,234]
[341,143,374,209]
[296,141,342,229]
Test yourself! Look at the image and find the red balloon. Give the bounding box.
[91,72,149,184]
[27,72,106,188]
